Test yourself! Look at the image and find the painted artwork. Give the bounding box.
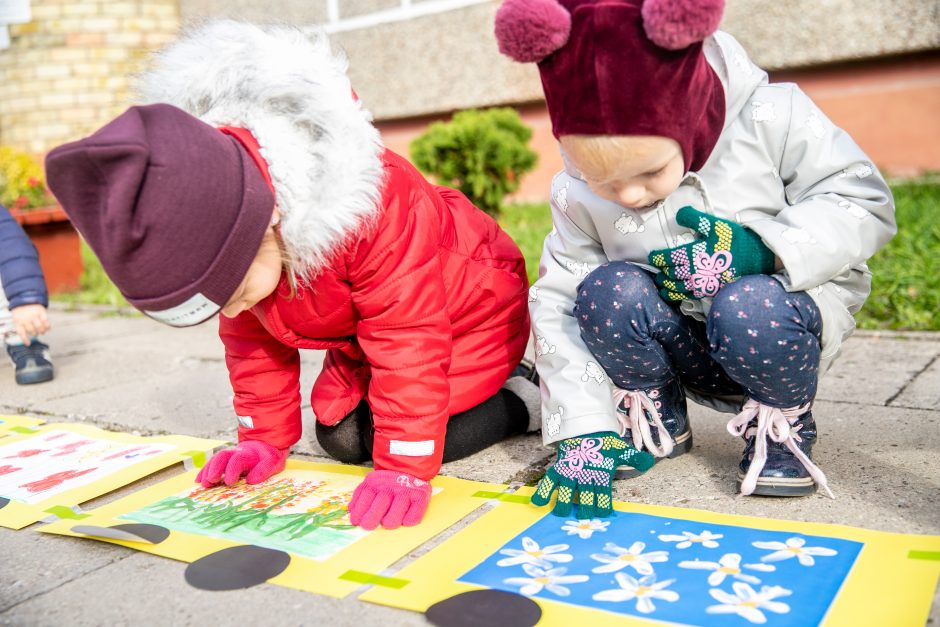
[0,414,45,436]
[358,488,940,626]
[459,511,862,626]
[40,460,505,598]
[0,422,223,529]
[0,429,174,504]
[122,470,368,561]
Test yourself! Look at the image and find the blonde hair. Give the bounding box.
[560,135,673,184]
[272,226,298,298]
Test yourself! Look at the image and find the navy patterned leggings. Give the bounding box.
[574,262,823,408]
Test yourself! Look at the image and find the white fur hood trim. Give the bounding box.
[137,20,385,279]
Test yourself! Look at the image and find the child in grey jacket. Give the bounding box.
[496,0,895,516]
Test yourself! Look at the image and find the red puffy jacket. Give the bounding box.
[219,132,530,480]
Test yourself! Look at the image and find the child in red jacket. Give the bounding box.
[45,21,538,531]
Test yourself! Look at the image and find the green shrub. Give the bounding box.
[410,108,537,217]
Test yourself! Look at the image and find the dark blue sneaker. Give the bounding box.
[7,340,54,385]
[737,411,819,497]
[615,377,692,459]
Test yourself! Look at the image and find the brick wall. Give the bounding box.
[0,0,180,156]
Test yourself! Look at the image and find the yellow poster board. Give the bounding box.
[40,459,505,598]
[0,422,223,529]
[360,487,940,627]
[0,414,46,436]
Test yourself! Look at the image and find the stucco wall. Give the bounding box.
[332,0,940,120]
[174,0,940,121]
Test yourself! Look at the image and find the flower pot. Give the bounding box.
[10,205,83,294]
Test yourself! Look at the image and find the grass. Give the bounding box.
[855,177,940,330]
[53,240,129,309]
[55,179,939,331]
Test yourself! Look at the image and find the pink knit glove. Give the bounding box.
[348,470,432,530]
[195,441,289,488]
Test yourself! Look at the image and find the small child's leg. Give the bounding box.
[314,400,372,463]
[574,262,741,457]
[708,275,828,496]
[439,389,531,463]
[314,386,534,466]
[707,275,822,407]
[0,289,54,385]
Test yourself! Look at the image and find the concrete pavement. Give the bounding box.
[1,303,938,625]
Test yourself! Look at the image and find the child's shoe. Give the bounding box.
[613,377,692,459]
[728,400,833,498]
[503,358,542,433]
[7,340,54,385]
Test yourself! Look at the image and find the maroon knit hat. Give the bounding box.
[45,104,275,327]
[495,0,726,172]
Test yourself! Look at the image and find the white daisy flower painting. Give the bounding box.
[593,573,679,614]
[706,582,792,624]
[659,530,723,549]
[679,553,776,586]
[591,541,669,576]
[496,536,572,568]
[503,564,588,597]
[753,537,838,566]
[459,512,863,626]
[561,518,609,539]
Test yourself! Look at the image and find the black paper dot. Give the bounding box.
[426,590,542,627]
[184,545,291,591]
[0,497,8,510]
[109,523,170,544]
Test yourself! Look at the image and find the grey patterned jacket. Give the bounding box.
[530,31,896,445]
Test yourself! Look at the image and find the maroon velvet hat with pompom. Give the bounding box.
[495,0,726,172]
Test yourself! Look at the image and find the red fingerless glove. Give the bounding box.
[348,470,432,530]
[195,440,289,488]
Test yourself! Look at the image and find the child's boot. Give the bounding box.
[6,339,54,385]
[613,377,692,459]
[502,358,542,432]
[728,400,833,498]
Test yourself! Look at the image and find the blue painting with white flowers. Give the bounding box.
[458,510,863,626]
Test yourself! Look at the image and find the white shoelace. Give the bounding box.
[727,399,834,499]
[611,388,674,458]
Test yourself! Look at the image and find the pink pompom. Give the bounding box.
[494,0,571,63]
[642,0,725,50]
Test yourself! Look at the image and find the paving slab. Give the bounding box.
[611,401,940,535]
[0,551,427,627]
[0,526,130,613]
[437,432,550,484]
[816,333,940,406]
[893,355,940,410]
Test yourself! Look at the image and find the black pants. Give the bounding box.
[315,389,528,465]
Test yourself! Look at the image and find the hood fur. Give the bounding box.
[137,20,385,280]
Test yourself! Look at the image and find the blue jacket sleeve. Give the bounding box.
[0,205,49,309]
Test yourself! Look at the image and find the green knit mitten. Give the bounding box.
[649,206,776,301]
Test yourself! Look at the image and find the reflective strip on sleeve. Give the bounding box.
[389,439,435,457]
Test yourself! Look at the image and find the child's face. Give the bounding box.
[561,135,685,210]
[221,224,283,318]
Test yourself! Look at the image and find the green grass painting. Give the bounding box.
[121,472,366,561]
